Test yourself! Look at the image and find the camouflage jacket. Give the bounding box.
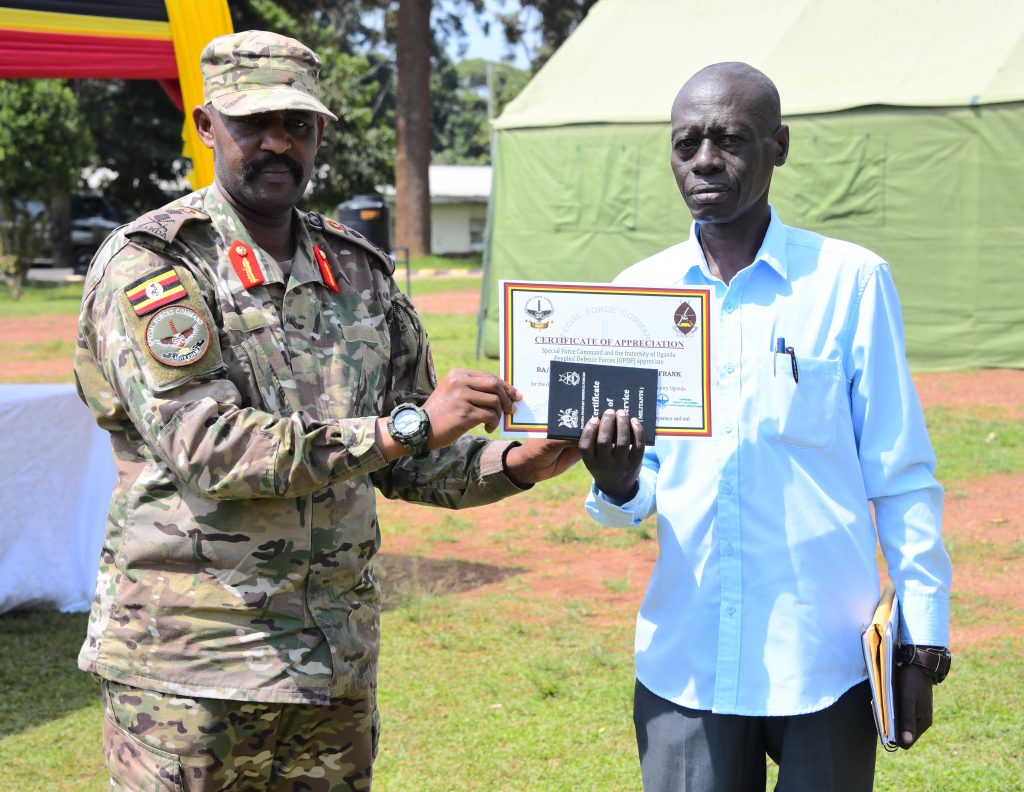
[74,186,521,704]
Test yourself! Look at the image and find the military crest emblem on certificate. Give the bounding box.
[673,302,698,335]
[524,296,554,329]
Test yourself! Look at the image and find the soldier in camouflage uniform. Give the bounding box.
[75,30,578,791]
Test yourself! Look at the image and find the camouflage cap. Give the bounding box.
[201,30,338,121]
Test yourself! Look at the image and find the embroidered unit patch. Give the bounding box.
[124,267,187,316]
[313,245,339,293]
[145,305,212,367]
[228,241,266,289]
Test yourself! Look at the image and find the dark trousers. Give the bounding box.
[634,679,877,792]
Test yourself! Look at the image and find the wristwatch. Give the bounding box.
[897,644,952,684]
[387,402,431,459]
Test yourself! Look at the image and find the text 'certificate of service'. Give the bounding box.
[500,280,712,438]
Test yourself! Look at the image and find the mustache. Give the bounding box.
[242,153,303,184]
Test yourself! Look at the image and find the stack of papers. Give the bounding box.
[861,584,900,751]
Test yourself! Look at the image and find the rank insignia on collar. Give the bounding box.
[313,245,339,293]
[145,305,211,367]
[228,240,266,289]
[124,266,187,316]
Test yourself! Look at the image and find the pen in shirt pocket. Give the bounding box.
[773,337,799,383]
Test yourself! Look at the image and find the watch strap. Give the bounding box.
[898,644,951,683]
[406,432,429,458]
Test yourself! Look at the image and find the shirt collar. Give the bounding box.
[203,186,284,289]
[203,186,324,290]
[288,216,325,288]
[687,206,788,282]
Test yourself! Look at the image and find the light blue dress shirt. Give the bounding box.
[585,209,952,717]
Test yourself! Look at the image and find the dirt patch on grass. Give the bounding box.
[407,287,480,316]
[376,553,525,609]
[0,315,79,382]
[378,471,1024,652]
[913,369,1024,419]
[377,495,657,628]
[941,473,1024,650]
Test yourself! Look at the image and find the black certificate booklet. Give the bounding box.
[546,360,658,443]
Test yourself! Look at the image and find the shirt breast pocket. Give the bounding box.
[758,355,845,448]
[221,310,286,414]
[330,320,390,418]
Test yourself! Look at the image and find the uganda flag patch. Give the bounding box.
[124,267,188,316]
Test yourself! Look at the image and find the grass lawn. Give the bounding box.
[403,253,481,271]
[1,588,1021,790]
[1,300,1022,788]
[0,282,84,318]
[398,276,481,300]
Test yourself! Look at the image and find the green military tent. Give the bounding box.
[479,0,1024,370]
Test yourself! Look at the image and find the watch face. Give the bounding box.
[393,407,422,434]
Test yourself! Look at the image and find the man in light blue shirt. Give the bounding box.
[580,62,952,791]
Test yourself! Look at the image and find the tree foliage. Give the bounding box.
[433,57,528,164]
[0,0,550,266]
[75,79,188,215]
[496,0,598,70]
[0,79,92,296]
[232,0,396,212]
[0,80,90,207]
[47,0,401,219]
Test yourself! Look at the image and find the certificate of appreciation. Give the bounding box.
[499,280,712,438]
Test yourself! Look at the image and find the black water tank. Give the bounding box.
[337,194,390,251]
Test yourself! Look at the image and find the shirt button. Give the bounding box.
[722,543,734,555]
[727,606,736,616]
[726,362,735,373]
[722,482,733,495]
[724,303,735,314]
[724,423,734,434]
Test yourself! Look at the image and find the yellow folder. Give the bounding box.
[861,583,900,751]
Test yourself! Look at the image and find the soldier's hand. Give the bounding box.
[504,439,581,485]
[423,369,519,449]
[579,409,645,504]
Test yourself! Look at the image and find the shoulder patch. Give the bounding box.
[123,266,188,316]
[126,206,209,244]
[144,305,212,367]
[116,266,223,392]
[310,213,395,275]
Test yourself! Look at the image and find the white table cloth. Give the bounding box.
[0,384,114,613]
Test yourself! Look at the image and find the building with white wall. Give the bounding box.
[384,165,492,257]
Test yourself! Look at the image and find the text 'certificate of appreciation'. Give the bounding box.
[499,280,712,438]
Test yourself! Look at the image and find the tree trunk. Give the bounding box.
[7,270,24,300]
[49,191,72,269]
[395,0,432,258]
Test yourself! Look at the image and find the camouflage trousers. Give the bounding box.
[101,679,378,792]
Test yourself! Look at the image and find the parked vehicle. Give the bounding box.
[70,193,124,273]
[0,192,125,275]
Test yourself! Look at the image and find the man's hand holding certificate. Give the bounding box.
[499,280,713,439]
